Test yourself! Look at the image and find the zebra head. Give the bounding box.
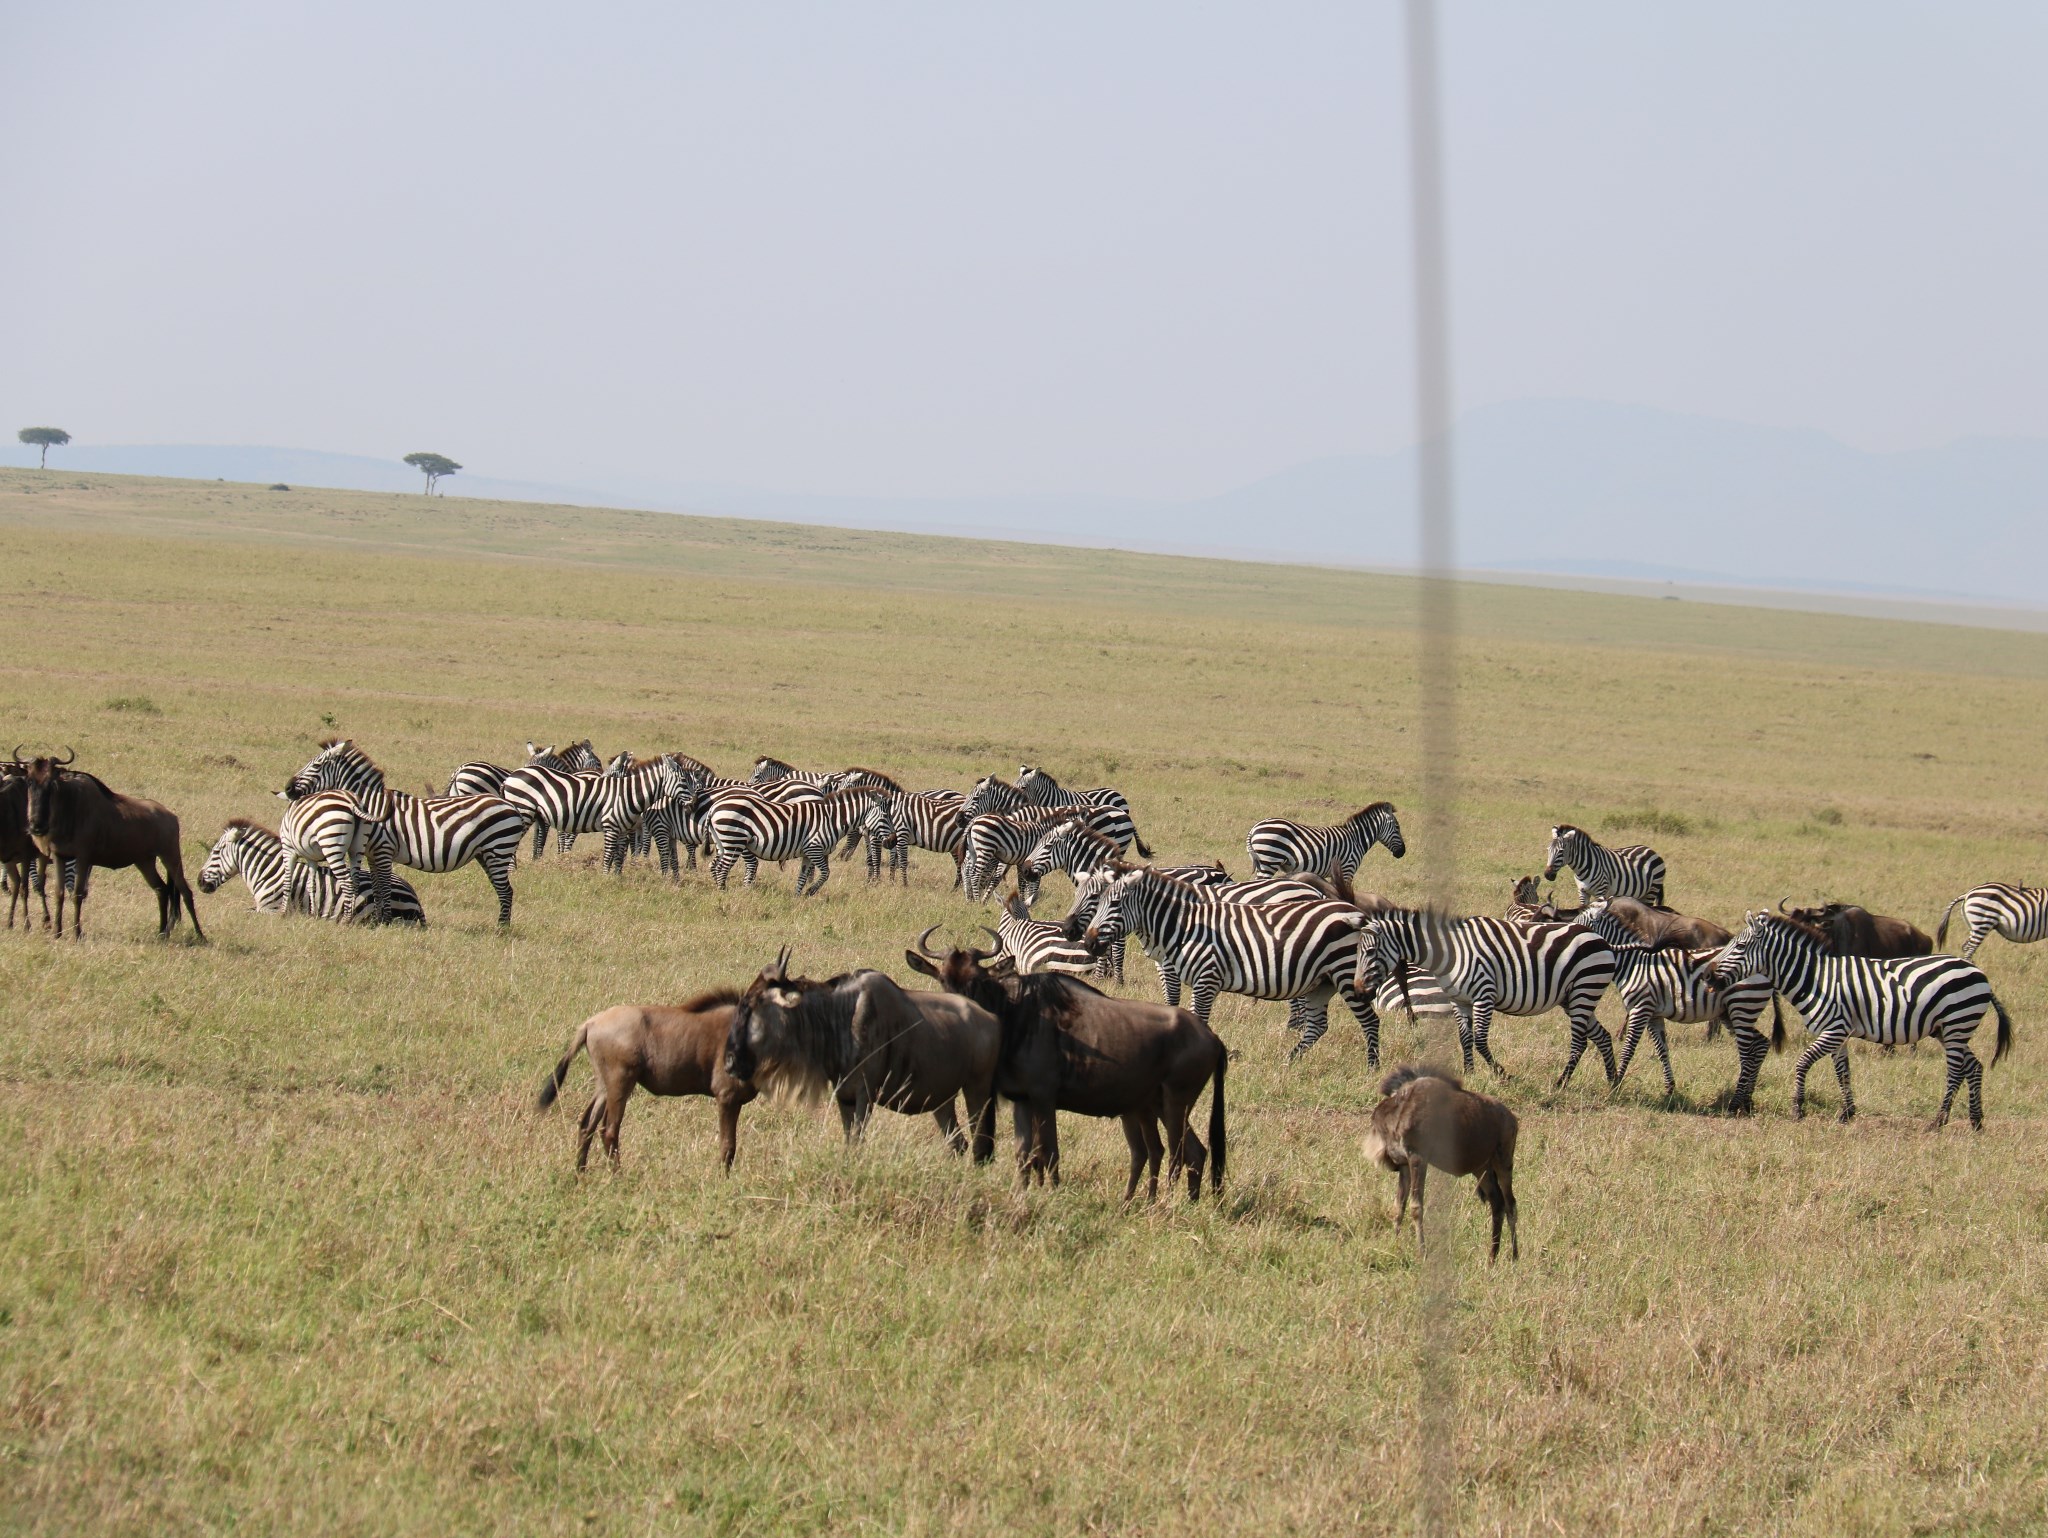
[284,739,357,801]
[1542,825,1584,881]
[962,775,1011,818]
[605,750,636,774]
[1017,820,1078,898]
[198,823,250,893]
[1060,867,1116,942]
[1356,917,1414,1009]
[1081,868,1145,951]
[1355,801,1405,858]
[1016,765,1058,803]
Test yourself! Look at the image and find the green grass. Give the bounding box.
[2,469,2046,1535]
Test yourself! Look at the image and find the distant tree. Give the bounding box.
[17,427,70,469]
[403,451,461,495]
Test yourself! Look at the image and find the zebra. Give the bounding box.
[966,774,1148,860]
[444,740,597,802]
[961,807,1077,902]
[1712,911,2013,1128]
[593,755,700,878]
[1358,908,1619,1087]
[1543,824,1666,905]
[198,819,426,925]
[1573,897,1779,1107]
[1246,802,1406,881]
[706,786,888,893]
[280,739,525,924]
[1937,883,2048,962]
[751,755,834,788]
[856,789,963,884]
[1013,766,1154,858]
[991,890,1100,975]
[1080,865,1380,1060]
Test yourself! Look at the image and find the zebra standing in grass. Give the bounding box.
[1013,766,1154,858]
[1543,824,1666,905]
[444,740,599,801]
[962,807,1079,902]
[967,774,1149,860]
[1713,912,2012,1127]
[198,819,426,924]
[1359,908,1619,1087]
[1574,897,1779,1108]
[592,755,700,878]
[862,788,966,885]
[1246,802,1406,881]
[1081,865,1380,1058]
[706,786,888,893]
[1937,883,2048,962]
[991,891,1101,975]
[281,739,525,924]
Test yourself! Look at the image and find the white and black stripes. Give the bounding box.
[961,808,1074,902]
[706,787,887,894]
[1360,908,1619,1087]
[199,819,426,924]
[865,789,966,885]
[1712,913,2012,1127]
[1544,824,1666,905]
[1012,765,1153,858]
[1247,802,1406,880]
[993,892,1099,975]
[1937,882,2048,962]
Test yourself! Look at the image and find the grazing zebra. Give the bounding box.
[280,739,525,924]
[992,891,1100,975]
[1712,912,2012,1127]
[1081,865,1379,1059]
[1543,824,1666,905]
[1013,766,1154,859]
[198,819,426,924]
[966,774,1148,860]
[1358,909,1619,1087]
[706,786,888,893]
[1574,897,1778,1108]
[1246,803,1406,880]
[962,808,1077,902]
[1937,883,2048,962]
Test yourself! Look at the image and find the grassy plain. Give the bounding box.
[2,469,2046,1535]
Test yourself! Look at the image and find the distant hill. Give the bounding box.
[9,400,2044,602]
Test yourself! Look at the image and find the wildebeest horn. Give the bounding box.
[974,926,1004,962]
[56,746,75,765]
[913,924,944,959]
[9,745,22,765]
[771,945,791,978]
[1778,896,1791,914]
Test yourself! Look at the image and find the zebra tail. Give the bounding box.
[1132,827,1155,860]
[1936,892,1966,950]
[1990,992,2013,1066]
[1769,995,1786,1053]
[1208,1044,1227,1192]
[537,1023,589,1112]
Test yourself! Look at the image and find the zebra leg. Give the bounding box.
[1648,1018,1674,1098]
[1337,977,1382,1068]
[710,848,735,890]
[742,853,760,888]
[482,853,514,925]
[807,844,830,895]
[1966,1042,1986,1131]
[1728,1024,1767,1115]
[1613,1006,1649,1093]
[1189,976,1221,1033]
[1961,925,1988,962]
[1455,1004,1476,1074]
[1830,1041,1856,1124]
[601,828,626,876]
[1789,1030,1834,1120]
[1469,1000,1506,1078]
[1156,960,1182,1007]
[532,822,548,860]
[1287,991,1335,1064]
[651,820,678,884]
[368,843,394,923]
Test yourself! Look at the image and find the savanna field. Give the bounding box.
[3,469,2047,1536]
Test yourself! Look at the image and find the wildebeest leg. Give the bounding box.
[1497,1163,1520,1260]
[601,1080,635,1168]
[1410,1161,1429,1253]
[576,1095,603,1170]
[717,1089,752,1171]
[965,1087,997,1164]
[1010,1100,1037,1183]
[1118,1116,1148,1201]
[1394,1161,1411,1229]
[1041,1109,1061,1187]
[930,1099,967,1156]
[839,1094,868,1144]
[136,856,172,936]
[1162,1097,1197,1201]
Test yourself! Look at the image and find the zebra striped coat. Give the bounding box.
[280,739,525,924]
[1360,909,1619,1087]
[1713,913,2012,1127]
[966,775,1148,861]
[1937,882,2048,962]
[1544,824,1666,905]
[962,808,1078,902]
[1081,866,1377,1056]
[199,819,426,925]
[994,892,1100,975]
[1012,766,1153,859]
[1573,897,1777,1108]
[706,786,888,894]
[1246,802,1405,880]
[860,789,966,885]
[445,741,598,801]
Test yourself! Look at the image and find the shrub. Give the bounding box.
[101,695,160,715]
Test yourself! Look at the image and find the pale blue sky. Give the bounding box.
[7,2,2045,497]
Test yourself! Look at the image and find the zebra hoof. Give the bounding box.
[1835,1108,1856,1126]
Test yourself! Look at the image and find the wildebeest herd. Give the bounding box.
[4,739,2033,1256]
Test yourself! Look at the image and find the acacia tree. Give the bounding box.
[403,451,461,495]
[17,427,70,469]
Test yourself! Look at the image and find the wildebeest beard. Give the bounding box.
[731,973,863,1101]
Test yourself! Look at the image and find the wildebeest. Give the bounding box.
[1363,1064,1520,1260]
[537,989,758,1170]
[1508,875,1731,949]
[721,949,1001,1160]
[1,762,57,931]
[1781,898,1933,958]
[20,749,203,941]
[906,930,1227,1201]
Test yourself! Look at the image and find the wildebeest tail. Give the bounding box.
[1936,892,1967,950]
[1208,1044,1227,1191]
[1990,991,2013,1066]
[537,1023,588,1111]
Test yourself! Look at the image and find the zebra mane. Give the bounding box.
[839,766,902,791]
[1350,801,1395,822]
[1761,912,1830,946]
[221,816,275,837]
[318,736,347,750]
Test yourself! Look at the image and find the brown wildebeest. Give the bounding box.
[721,948,1001,1160]
[537,989,757,1170]
[1508,875,1730,949]
[1,762,57,931]
[1364,1064,1520,1261]
[906,928,1228,1201]
[1782,898,1933,958]
[21,749,203,941]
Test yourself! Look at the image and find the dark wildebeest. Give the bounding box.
[1509,875,1731,949]
[21,750,203,941]
[1364,1064,1520,1261]
[1782,898,1933,958]
[537,988,758,1170]
[1,761,57,931]
[721,948,1001,1161]
[906,929,1227,1201]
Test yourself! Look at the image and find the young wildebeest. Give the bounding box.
[722,949,1001,1160]
[537,989,758,1170]
[22,750,203,941]
[1363,1065,1519,1260]
[906,930,1227,1201]
[1508,875,1731,950]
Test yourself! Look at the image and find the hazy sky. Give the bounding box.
[7,3,2046,498]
